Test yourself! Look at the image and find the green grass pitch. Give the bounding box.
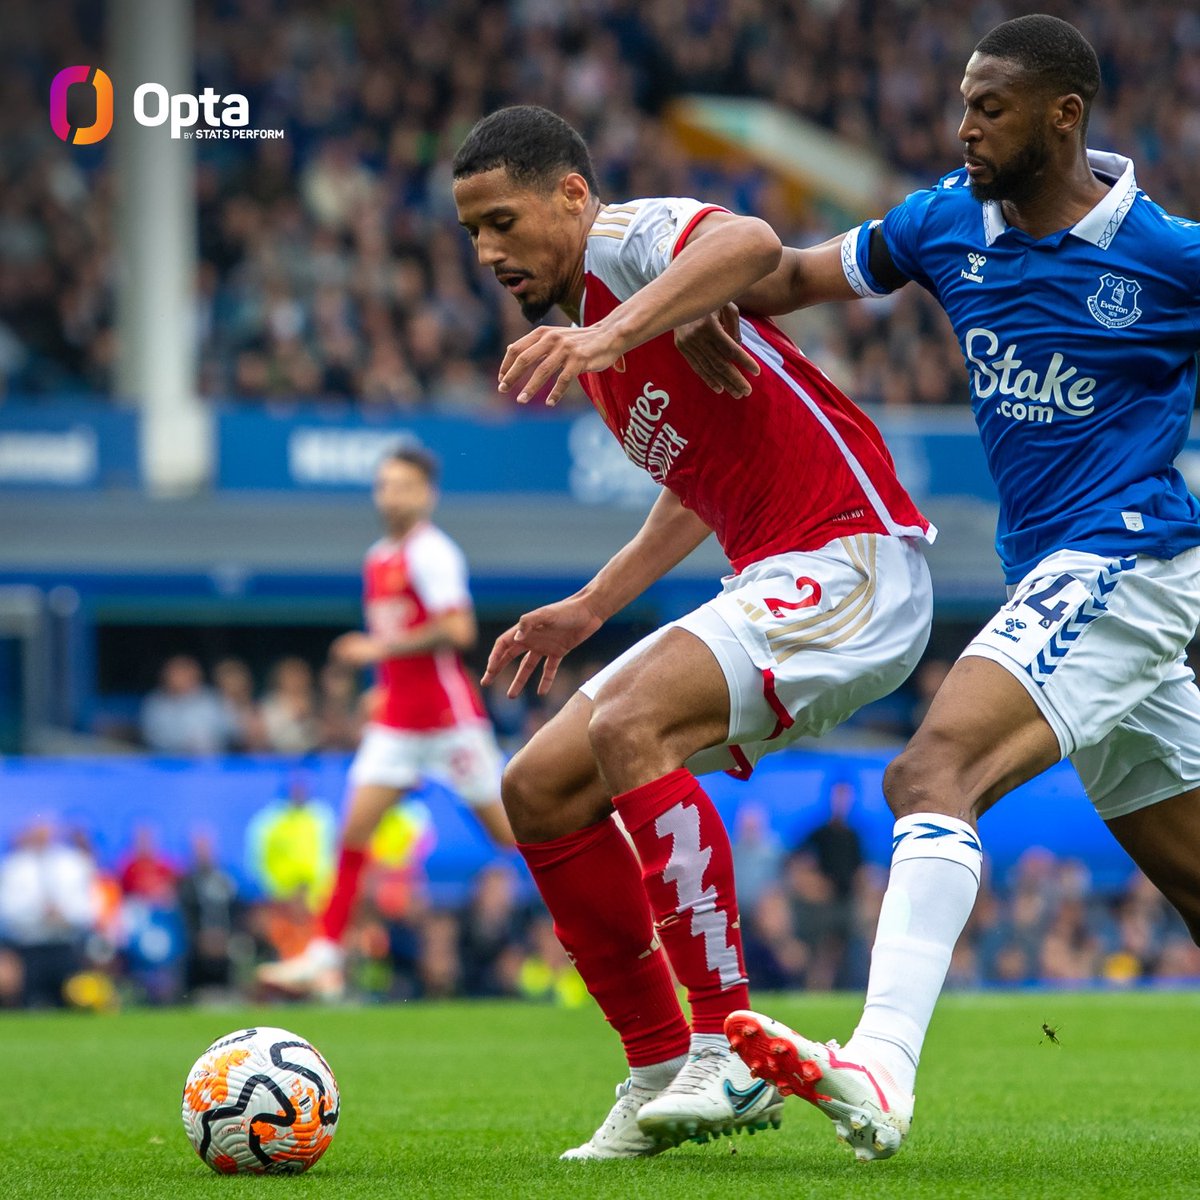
[5,991,1199,1199]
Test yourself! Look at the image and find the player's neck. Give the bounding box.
[1000,156,1111,241]
[560,197,603,324]
[383,517,424,541]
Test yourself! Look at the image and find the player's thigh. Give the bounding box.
[587,625,732,768]
[1107,786,1200,940]
[887,656,1061,821]
[898,548,1200,822]
[341,783,404,846]
[502,691,610,841]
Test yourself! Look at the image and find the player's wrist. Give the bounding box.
[574,584,616,625]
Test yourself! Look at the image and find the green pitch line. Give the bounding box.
[3,992,1198,1199]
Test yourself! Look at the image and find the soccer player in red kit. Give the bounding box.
[257,445,513,996]
[453,106,934,1159]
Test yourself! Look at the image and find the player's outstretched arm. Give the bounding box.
[498,211,782,406]
[484,490,712,697]
[330,610,476,667]
[674,233,863,392]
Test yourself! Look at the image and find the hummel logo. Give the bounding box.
[723,1079,768,1116]
[961,251,986,283]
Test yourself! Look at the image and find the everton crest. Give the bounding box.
[1087,273,1142,329]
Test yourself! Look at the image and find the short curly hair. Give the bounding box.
[452,105,600,196]
[975,15,1101,131]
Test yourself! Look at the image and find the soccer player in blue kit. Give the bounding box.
[677,13,1200,1161]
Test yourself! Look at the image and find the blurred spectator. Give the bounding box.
[140,655,237,755]
[782,850,847,991]
[118,872,187,1005]
[0,819,98,1007]
[316,661,363,751]
[906,657,953,736]
[259,656,320,753]
[244,775,337,908]
[177,831,244,999]
[517,914,588,1007]
[731,801,785,910]
[118,826,178,899]
[800,780,865,901]
[458,863,526,997]
[742,885,810,991]
[213,657,269,751]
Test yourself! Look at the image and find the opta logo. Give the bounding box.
[50,66,114,144]
[50,67,270,143]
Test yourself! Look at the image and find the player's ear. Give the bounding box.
[560,172,591,215]
[1052,92,1085,138]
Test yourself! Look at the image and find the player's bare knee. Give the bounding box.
[499,751,551,839]
[587,696,656,776]
[883,740,966,819]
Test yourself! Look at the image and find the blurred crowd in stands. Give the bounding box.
[3,790,1199,1012]
[118,646,608,754]
[4,1,1200,409]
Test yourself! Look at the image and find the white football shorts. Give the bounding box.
[348,720,504,807]
[962,545,1200,820]
[580,534,932,778]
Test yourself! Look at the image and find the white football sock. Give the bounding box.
[689,1032,730,1056]
[630,1053,687,1092]
[846,813,982,1097]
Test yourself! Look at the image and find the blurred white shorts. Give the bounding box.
[581,534,932,778]
[348,721,504,806]
[963,546,1200,820]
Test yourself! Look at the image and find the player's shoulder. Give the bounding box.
[406,522,466,567]
[900,168,976,218]
[1131,189,1200,250]
[588,196,718,242]
[364,536,395,562]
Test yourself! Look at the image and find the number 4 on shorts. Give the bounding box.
[1022,573,1077,628]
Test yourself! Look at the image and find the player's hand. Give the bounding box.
[330,631,388,667]
[498,324,625,408]
[674,303,759,397]
[482,597,605,697]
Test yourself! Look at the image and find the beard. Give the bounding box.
[518,293,555,322]
[968,131,1051,204]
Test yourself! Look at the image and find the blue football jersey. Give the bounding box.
[845,150,1200,583]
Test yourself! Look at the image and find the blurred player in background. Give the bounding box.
[676,13,1200,1164]
[258,445,512,996]
[452,105,934,1159]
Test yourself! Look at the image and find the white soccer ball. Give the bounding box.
[181,1026,340,1174]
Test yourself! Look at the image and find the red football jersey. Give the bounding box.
[579,199,933,571]
[362,522,487,731]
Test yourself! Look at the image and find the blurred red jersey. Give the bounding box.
[362,522,487,731]
[578,199,933,571]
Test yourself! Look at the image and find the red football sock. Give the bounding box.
[319,846,368,943]
[614,769,750,1034]
[519,819,690,1067]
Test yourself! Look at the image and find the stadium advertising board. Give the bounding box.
[215,408,1007,504]
[0,404,139,489]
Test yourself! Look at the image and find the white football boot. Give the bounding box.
[635,1046,784,1146]
[725,1010,913,1161]
[255,936,345,999]
[560,1079,669,1160]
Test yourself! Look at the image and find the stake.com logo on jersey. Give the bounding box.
[50,65,280,143]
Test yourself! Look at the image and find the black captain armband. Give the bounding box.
[867,225,911,293]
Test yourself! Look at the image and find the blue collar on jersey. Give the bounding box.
[981,150,1137,250]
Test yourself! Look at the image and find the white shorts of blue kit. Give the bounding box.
[580,533,932,779]
[963,545,1200,820]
